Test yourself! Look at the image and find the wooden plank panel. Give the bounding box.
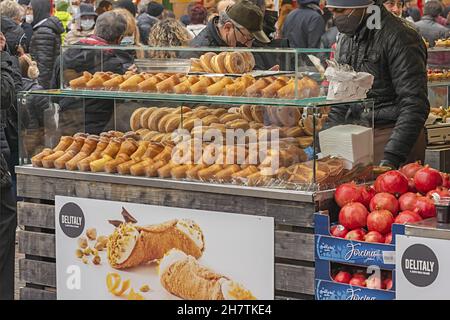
[18,259,314,296]
[18,231,55,258]
[20,287,56,300]
[17,202,55,229]
[19,259,56,287]
[275,264,314,295]
[275,231,314,262]
[17,174,316,227]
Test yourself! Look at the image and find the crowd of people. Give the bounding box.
[0,0,448,300]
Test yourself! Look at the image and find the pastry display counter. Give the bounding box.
[16,46,375,300]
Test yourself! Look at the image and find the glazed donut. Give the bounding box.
[181,117,197,131]
[219,113,242,124]
[200,52,216,73]
[148,108,171,131]
[158,113,177,133]
[211,52,227,73]
[267,106,283,126]
[171,106,192,114]
[210,108,227,117]
[165,115,181,133]
[249,121,264,130]
[193,106,210,112]
[225,52,246,74]
[239,105,254,122]
[200,115,220,126]
[276,107,301,127]
[225,119,250,130]
[251,106,264,123]
[241,51,255,72]
[130,107,147,131]
[140,107,157,129]
[193,109,211,119]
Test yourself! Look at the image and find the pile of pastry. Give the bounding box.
[435,38,450,47]
[427,68,450,81]
[189,51,255,74]
[68,71,320,99]
[30,129,344,186]
[128,105,320,147]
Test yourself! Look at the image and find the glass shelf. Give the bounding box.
[428,81,450,88]
[18,89,370,107]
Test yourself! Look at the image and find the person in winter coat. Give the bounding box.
[0,38,17,301]
[116,0,137,16]
[96,0,112,16]
[327,0,429,169]
[282,0,326,48]
[186,4,208,38]
[190,0,270,48]
[54,1,72,44]
[51,10,131,135]
[415,0,450,47]
[17,0,33,50]
[64,3,97,45]
[29,0,64,89]
[0,0,27,54]
[137,1,163,45]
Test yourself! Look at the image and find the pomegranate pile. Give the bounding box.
[332,265,393,290]
[333,163,449,244]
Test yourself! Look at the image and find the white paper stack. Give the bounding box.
[319,125,373,168]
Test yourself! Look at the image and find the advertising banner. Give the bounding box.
[396,235,450,300]
[55,196,274,300]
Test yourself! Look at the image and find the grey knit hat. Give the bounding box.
[326,0,374,8]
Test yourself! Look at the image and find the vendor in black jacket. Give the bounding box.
[51,10,132,135]
[327,0,429,169]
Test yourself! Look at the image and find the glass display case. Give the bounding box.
[427,47,450,108]
[18,46,375,192]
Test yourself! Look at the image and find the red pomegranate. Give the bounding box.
[349,277,366,287]
[383,278,393,291]
[415,196,437,219]
[367,210,394,235]
[339,203,368,230]
[334,271,352,284]
[414,166,443,194]
[398,192,418,212]
[400,162,423,179]
[352,272,367,280]
[408,179,417,193]
[427,187,450,200]
[334,182,363,208]
[369,192,399,215]
[345,229,367,241]
[394,211,422,224]
[330,224,349,238]
[374,170,409,196]
[385,233,393,244]
[441,173,450,188]
[360,186,376,209]
[364,231,385,243]
[366,274,383,289]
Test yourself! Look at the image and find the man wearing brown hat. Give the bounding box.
[190,0,270,48]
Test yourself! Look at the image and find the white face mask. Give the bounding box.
[80,19,95,31]
[25,14,33,24]
[120,36,135,46]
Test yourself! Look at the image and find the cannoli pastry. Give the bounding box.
[103,75,125,90]
[159,249,256,300]
[65,136,100,170]
[206,77,233,96]
[76,137,110,171]
[69,71,92,88]
[245,78,272,97]
[190,76,214,95]
[119,74,145,91]
[107,219,204,269]
[31,148,54,167]
[156,74,181,93]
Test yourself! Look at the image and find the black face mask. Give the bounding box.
[333,9,365,36]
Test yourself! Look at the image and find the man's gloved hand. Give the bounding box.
[379,159,398,170]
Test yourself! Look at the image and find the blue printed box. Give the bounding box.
[314,212,405,270]
[315,279,395,300]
